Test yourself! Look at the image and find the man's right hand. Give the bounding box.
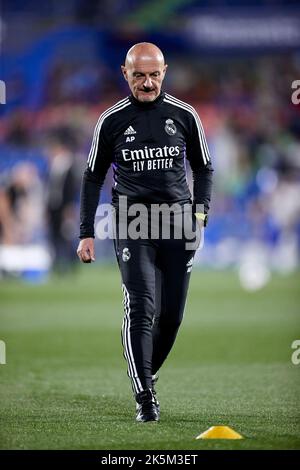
[77,238,95,263]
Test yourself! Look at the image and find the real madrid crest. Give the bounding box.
[165,119,177,136]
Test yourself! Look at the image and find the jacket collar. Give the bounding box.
[129,91,165,108]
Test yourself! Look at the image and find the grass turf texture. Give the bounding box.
[0,266,299,450]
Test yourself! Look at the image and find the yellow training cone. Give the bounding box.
[196,426,244,440]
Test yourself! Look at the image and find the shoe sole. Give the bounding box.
[136,418,159,423]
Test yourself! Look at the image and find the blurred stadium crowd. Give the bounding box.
[0,0,300,282]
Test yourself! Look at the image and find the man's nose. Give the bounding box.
[143,76,153,88]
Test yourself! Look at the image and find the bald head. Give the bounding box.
[121,42,168,102]
[125,43,165,68]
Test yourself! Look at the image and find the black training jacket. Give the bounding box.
[79,91,213,239]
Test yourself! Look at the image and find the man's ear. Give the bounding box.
[162,64,168,80]
[121,65,128,81]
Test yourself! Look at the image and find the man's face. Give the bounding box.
[121,58,167,102]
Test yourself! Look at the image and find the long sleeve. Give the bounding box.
[185,109,214,214]
[79,115,113,239]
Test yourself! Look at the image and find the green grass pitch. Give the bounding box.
[0,266,299,450]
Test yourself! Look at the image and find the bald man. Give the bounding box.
[121,43,167,103]
[78,43,213,422]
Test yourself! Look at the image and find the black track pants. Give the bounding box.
[113,208,200,395]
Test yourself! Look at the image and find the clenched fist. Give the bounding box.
[77,238,95,263]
